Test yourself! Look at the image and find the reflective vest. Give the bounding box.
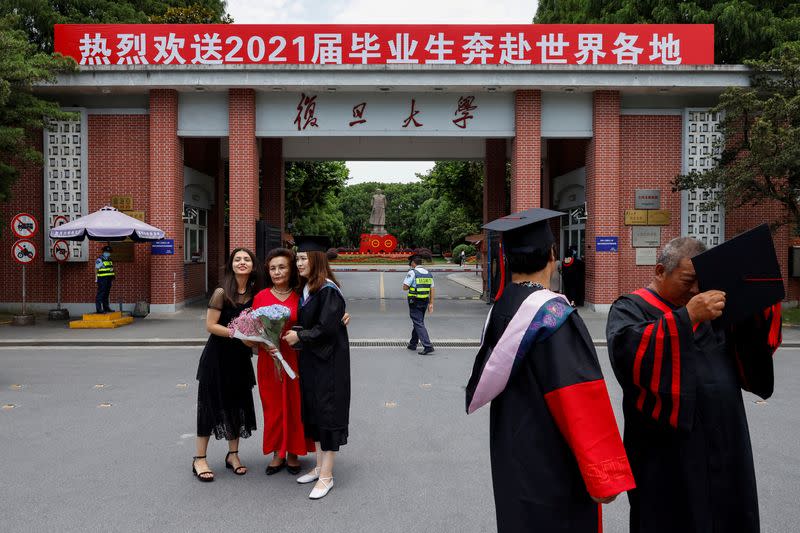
[408,268,433,300]
[97,258,115,278]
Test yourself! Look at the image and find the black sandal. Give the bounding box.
[225,450,247,475]
[192,455,214,482]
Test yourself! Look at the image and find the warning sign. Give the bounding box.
[12,213,38,239]
[52,240,70,262]
[13,239,37,264]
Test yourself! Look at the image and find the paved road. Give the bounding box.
[2,339,799,532]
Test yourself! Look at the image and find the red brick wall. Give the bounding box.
[0,130,47,306]
[511,90,541,211]
[618,114,683,295]
[149,89,184,306]
[86,115,151,304]
[726,204,798,302]
[585,91,621,305]
[484,138,507,223]
[0,116,151,307]
[261,138,284,230]
[229,89,258,251]
[184,262,206,299]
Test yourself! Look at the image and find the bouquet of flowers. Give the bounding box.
[227,305,296,380]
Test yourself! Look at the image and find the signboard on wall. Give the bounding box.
[55,24,714,66]
[635,189,661,209]
[636,247,658,265]
[111,195,133,211]
[151,239,175,255]
[596,236,619,252]
[624,209,648,226]
[632,226,661,247]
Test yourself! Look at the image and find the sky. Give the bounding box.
[225,0,539,184]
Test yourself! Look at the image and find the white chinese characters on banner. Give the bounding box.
[74,30,688,66]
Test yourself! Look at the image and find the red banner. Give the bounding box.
[54,24,713,66]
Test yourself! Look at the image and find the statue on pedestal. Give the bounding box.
[369,189,387,236]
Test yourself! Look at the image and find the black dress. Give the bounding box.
[196,287,257,440]
[296,283,350,451]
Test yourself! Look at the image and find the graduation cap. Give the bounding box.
[483,208,564,253]
[691,224,785,325]
[294,235,331,253]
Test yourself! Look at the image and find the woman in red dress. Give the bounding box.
[253,248,314,475]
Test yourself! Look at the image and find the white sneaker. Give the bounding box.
[296,467,320,484]
[309,477,334,499]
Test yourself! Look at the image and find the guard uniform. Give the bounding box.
[404,262,434,354]
[95,247,115,313]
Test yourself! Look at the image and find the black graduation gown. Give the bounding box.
[468,284,635,533]
[296,285,351,451]
[606,288,782,533]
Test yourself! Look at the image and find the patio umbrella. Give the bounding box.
[49,206,165,242]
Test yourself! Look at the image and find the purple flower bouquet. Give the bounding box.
[228,305,296,379]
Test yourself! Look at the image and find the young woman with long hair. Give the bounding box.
[283,237,351,500]
[192,247,265,482]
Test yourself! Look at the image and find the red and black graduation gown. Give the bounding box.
[467,284,635,533]
[606,288,781,533]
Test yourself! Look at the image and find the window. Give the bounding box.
[184,205,207,263]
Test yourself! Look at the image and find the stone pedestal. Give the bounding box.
[371,225,387,236]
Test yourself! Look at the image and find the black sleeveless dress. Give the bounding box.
[196,288,257,440]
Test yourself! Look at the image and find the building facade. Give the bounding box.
[1,24,795,312]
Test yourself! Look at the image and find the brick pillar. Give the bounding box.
[585,91,621,309]
[228,89,258,251]
[484,138,507,224]
[261,138,284,231]
[210,155,226,288]
[149,89,184,309]
[510,90,541,212]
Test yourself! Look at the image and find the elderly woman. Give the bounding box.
[283,236,350,500]
[253,248,315,476]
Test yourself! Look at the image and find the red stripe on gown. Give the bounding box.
[634,323,655,411]
[767,303,782,350]
[633,288,671,314]
[598,504,603,533]
[650,319,665,421]
[665,312,681,428]
[544,380,636,498]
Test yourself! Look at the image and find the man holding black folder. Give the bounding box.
[606,228,783,533]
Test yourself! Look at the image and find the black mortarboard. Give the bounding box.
[294,235,331,253]
[483,208,563,253]
[102,245,113,252]
[692,224,785,325]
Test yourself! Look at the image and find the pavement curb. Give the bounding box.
[2,338,798,348]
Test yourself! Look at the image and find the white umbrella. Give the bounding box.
[49,206,165,242]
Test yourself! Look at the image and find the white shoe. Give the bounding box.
[309,477,334,499]
[296,467,320,484]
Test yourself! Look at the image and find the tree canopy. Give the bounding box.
[534,0,800,64]
[674,43,800,229]
[0,15,75,204]
[1,0,232,53]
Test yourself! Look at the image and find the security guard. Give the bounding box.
[402,254,435,355]
[95,245,115,314]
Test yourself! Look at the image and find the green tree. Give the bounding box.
[674,43,800,229]
[382,182,431,248]
[416,197,480,251]
[0,15,75,203]
[419,161,484,221]
[284,161,349,235]
[337,182,377,247]
[534,0,800,64]
[2,0,232,53]
[290,195,347,245]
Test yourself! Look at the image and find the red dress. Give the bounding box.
[252,289,315,457]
